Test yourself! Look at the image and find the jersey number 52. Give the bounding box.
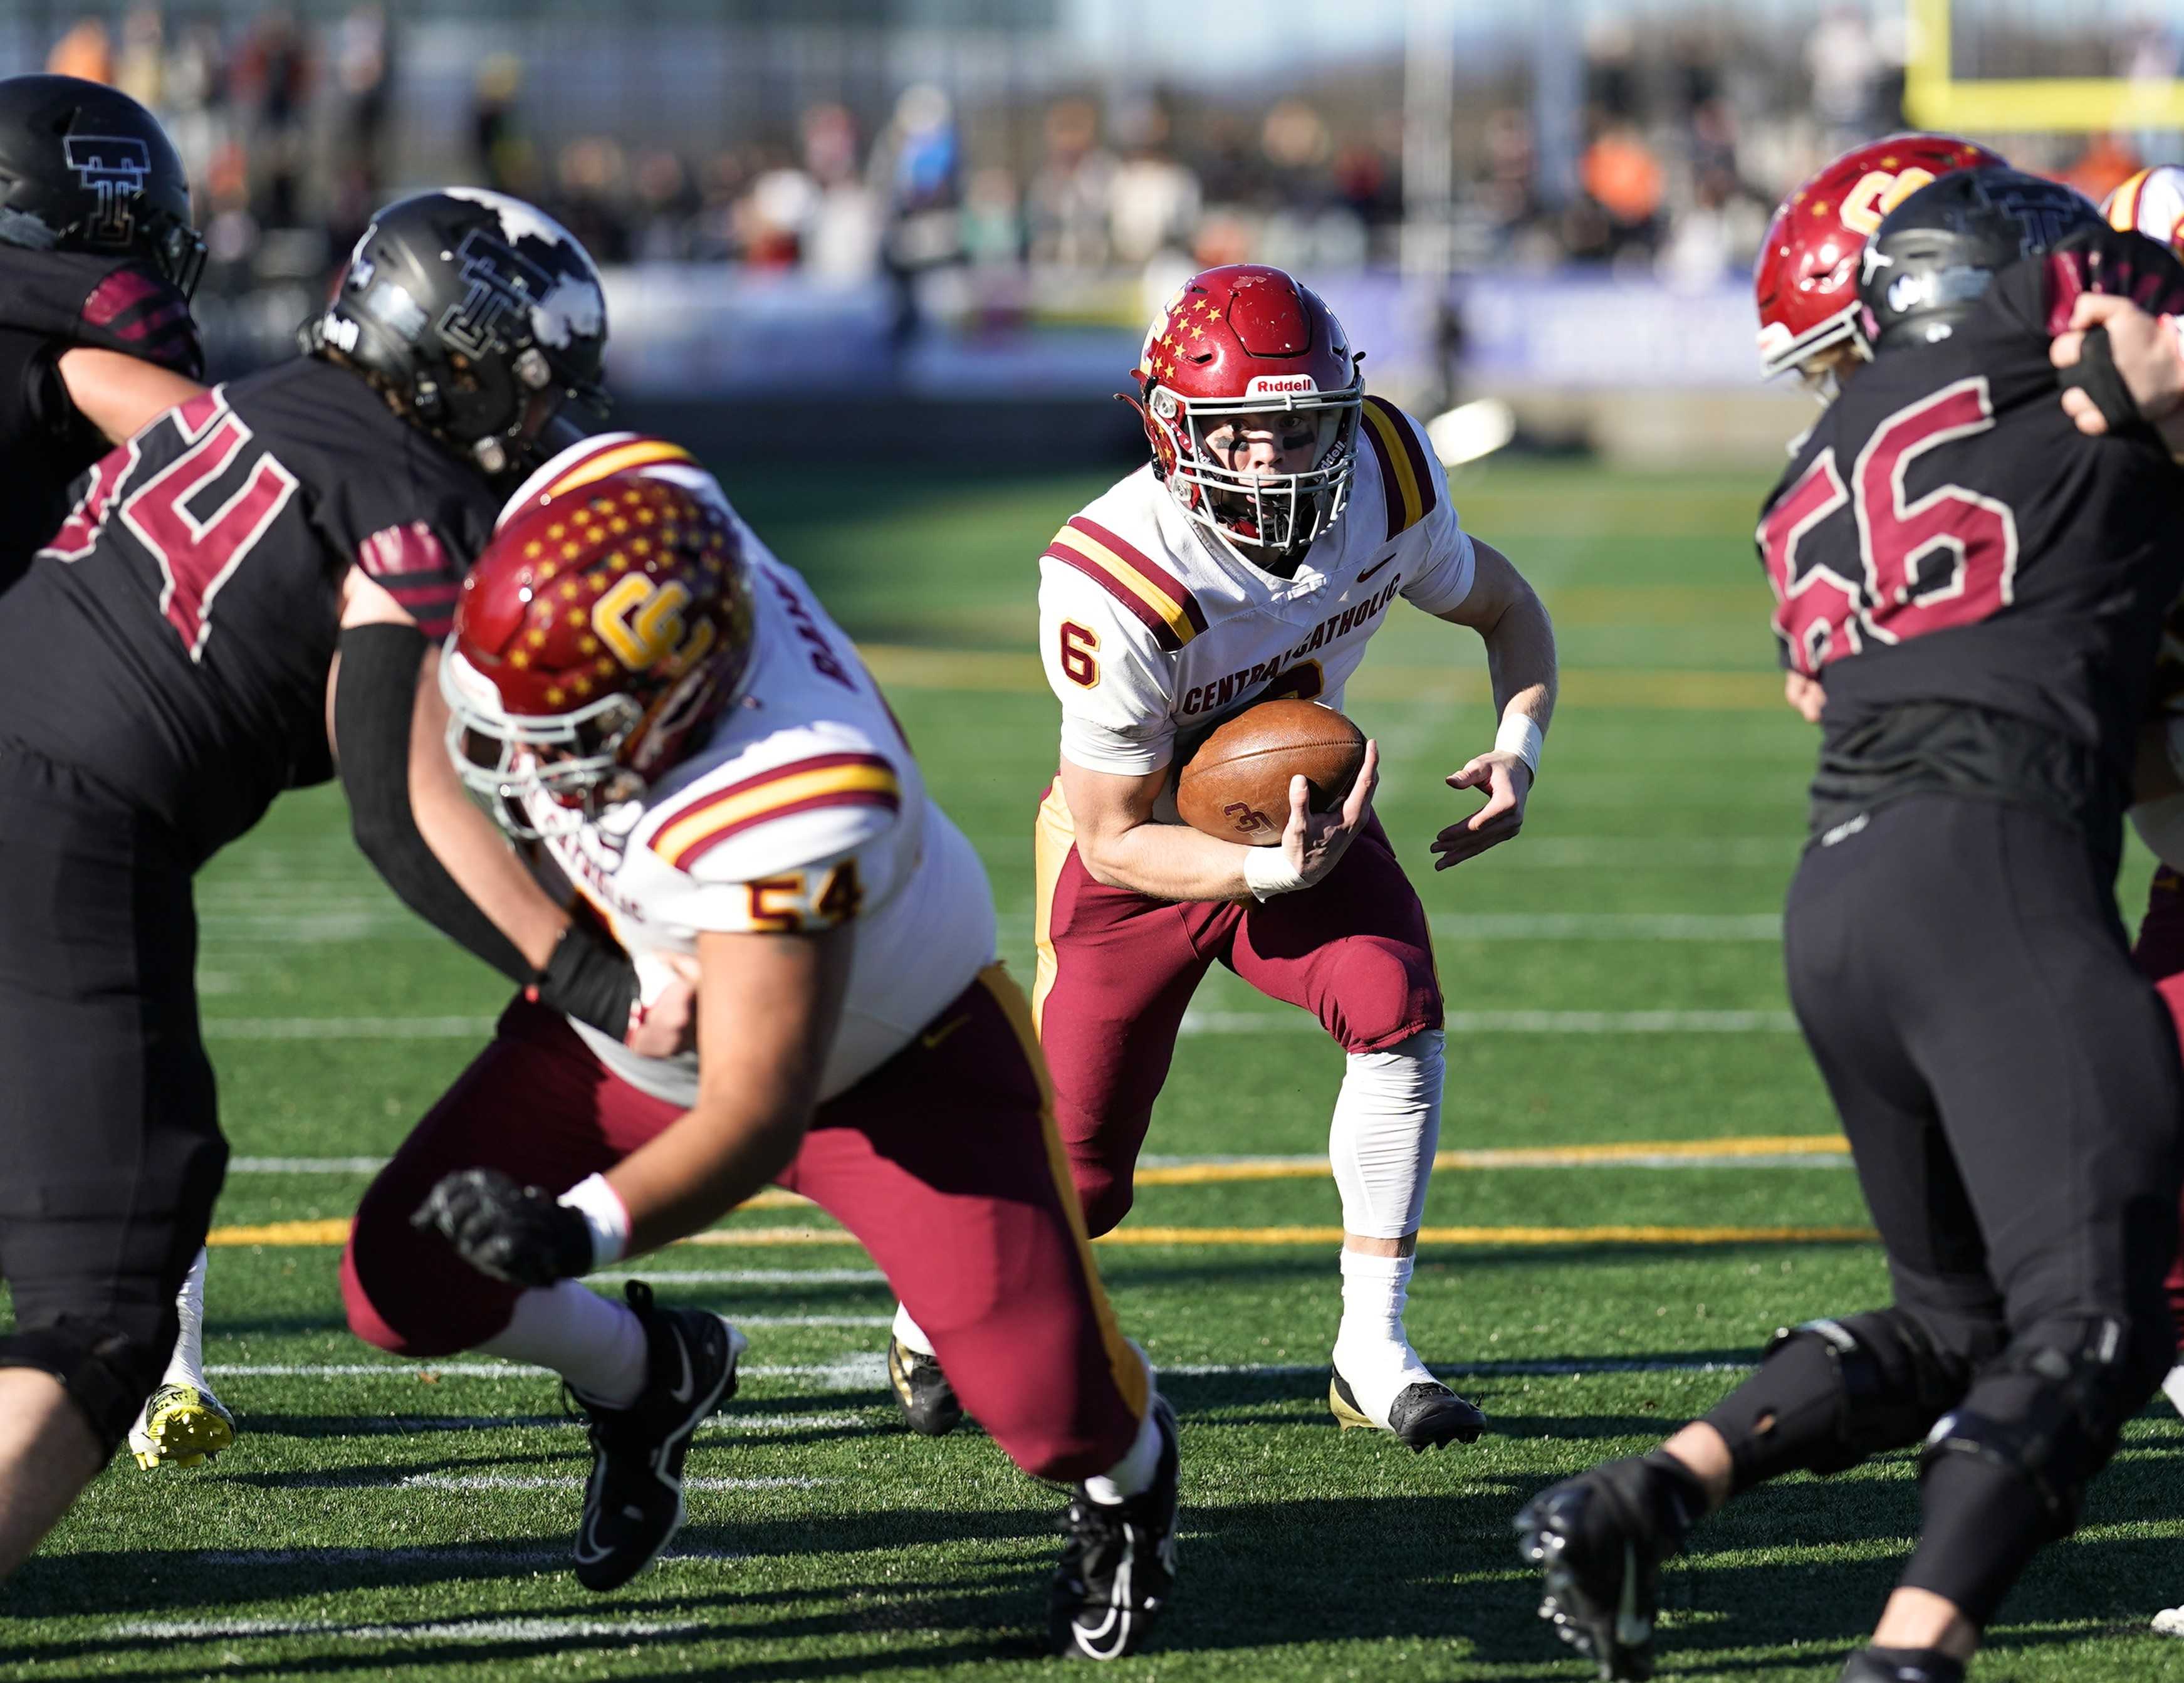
[1758,376,2019,677]
[41,389,302,663]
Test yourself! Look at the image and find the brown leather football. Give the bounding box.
[1174,699,1366,845]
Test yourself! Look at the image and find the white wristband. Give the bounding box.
[558,1172,630,1271]
[1495,713,1544,773]
[1242,842,1310,901]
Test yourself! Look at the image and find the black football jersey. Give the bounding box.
[1757,226,2184,836]
[0,357,499,868]
[0,247,202,590]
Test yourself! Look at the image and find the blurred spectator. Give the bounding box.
[1108,106,1201,268]
[231,9,313,228]
[116,7,165,110]
[473,55,532,197]
[47,18,112,85]
[1807,4,1883,145]
[801,104,881,282]
[329,5,392,250]
[868,85,963,344]
[2062,134,2143,207]
[1027,99,1115,266]
[1577,121,1665,261]
[553,137,632,266]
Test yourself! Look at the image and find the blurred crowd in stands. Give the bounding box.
[32,3,2184,313]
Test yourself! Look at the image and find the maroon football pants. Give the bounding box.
[1032,782,1441,1235]
[2132,864,2184,1355]
[341,968,1147,1482]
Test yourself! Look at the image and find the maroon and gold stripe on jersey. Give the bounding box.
[649,750,901,872]
[1042,515,1207,653]
[1359,395,1437,542]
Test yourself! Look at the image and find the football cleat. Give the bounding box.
[887,1334,964,1437]
[2154,1603,2184,1638]
[1329,1368,1485,1451]
[1836,1650,1966,1683]
[1513,1453,1704,1682]
[570,1280,745,1593]
[1050,1395,1181,1661]
[127,1383,236,1470]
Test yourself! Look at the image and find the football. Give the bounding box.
[1174,698,1366,845]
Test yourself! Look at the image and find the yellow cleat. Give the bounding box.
[127,1384,236,1470]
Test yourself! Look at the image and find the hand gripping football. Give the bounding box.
[1174,699,1366,845]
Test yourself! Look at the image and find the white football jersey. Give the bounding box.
[499,439,996,1108]
[1037,397,1476,777]
[2106,165,2184,251]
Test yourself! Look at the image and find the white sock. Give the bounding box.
[1329,1030,1442,1238]
[2165,1363,2184,1420]
[162,1247,211,1390]
[1330,1249,1436,1424]
[1084,1391,1165,1505]
[891,1303,936,1357]
[479,1281,649,1409]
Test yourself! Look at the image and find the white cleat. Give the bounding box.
[2155,1605,2184,1638]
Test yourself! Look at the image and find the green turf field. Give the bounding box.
[7,460,2180,1682]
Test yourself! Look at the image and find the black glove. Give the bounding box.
[2058,324,2159,443]
[411,1167,593,1287]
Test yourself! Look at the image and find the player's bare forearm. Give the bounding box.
[1058,757,1255,900]
[408,648,570,970]
[56,347,202,446]
[1431,539,1555,868]
[605,925,851,1255]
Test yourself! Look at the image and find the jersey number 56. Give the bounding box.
[1758,376,2019,677]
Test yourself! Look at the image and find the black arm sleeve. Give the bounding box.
[334,621,532,985]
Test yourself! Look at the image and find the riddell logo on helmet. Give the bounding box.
[1246,375,1318,397]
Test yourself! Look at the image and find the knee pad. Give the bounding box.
[0,1319,161,1452]
[1703,1308,1968,1491]
[1324,938,1441,1053]
[1920,1316,2143,1534]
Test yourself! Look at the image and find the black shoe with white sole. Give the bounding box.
[571,1279,745,1593]
[1049,1394,1181,1661]
[887,1333,964,1436]
[1329,1368,1486,1451]
[1512,1452,1705,1681]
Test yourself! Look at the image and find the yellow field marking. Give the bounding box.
[1136,1134,1847,1185]
[856,643,1785,711]
[209,1216,1873,1250]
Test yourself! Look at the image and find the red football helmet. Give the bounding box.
[1131,263,1362,561]
[1755,133,2005,384]
[441,469,756,837]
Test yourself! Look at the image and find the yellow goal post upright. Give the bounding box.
[1903,0,2184,132]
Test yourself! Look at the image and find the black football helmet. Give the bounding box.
[303,189,609,480]
[1857,167,2102,355]
[0,74,203,295]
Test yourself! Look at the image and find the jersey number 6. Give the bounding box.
[1758,375,2019,677]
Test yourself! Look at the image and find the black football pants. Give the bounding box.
[0,737,224,1449]
[1782,792,2183,1620]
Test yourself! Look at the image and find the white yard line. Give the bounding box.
[107,1615,709,1642]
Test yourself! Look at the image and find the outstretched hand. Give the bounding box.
[2051,293,2184,440]
[1430,751,1534,870]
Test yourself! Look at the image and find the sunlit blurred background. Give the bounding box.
[6,0,2178,466]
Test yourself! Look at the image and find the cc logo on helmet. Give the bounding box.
[1839,167,1937,238]
[593,575,715,674]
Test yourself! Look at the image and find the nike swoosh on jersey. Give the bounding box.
[1356,553,1396,584]
[919,1014,970,1051]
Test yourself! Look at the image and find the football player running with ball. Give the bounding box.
[881,265,1558,1452]
[0,188,620,1576]
[346,437,1182,1659]
[1517,170,2184,1683]
[0,75,225,1472]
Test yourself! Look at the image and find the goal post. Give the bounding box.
[1902,0,2184,132]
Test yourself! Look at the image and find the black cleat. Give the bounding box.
[1837,1650,1965,1683]
[570,1280,745,1593]
[887,1333,963,1437]
[1513,1453,1704,1681]
[1050,1395,1181,1660]
[1329,1368,1486,1450]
